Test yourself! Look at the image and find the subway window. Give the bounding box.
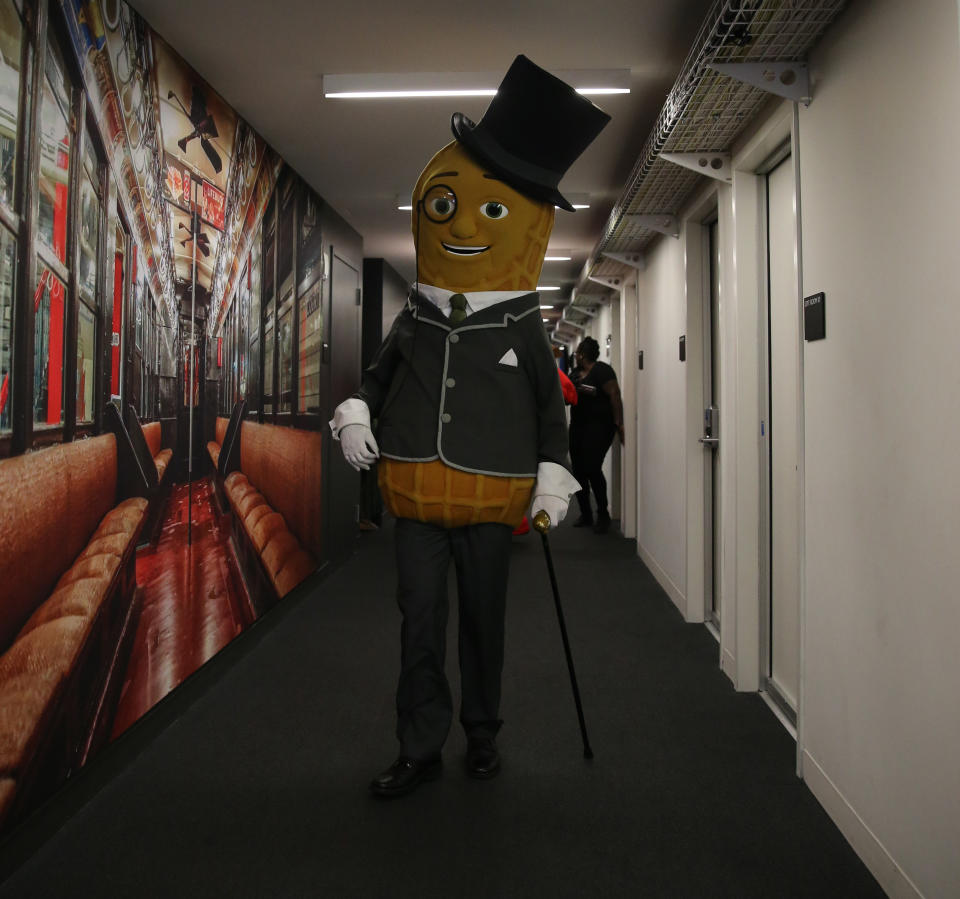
[38,35,72,269]
[0,1,22,439]
[77,131,102,426]
[111,221,127,404]
[262,195,275,414]
[297,187,322,417]
[248,230,261,414]
[277,287,293,414]
[0,230,15,434]
[0,0,24,212]
[298,191,323,289]
[277,180,294,414]
[33,30,76,432]
[238,264,248,403]
[298,272,322,416]
[33,265,66,429]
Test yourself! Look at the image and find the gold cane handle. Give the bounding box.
[532,510,552,533]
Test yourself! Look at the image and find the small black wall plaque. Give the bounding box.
[804,292,826,341]
[679,335,686,362]
[638,350,644,370]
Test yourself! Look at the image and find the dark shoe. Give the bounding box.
[465,738,500,779]
[593,512,611,534]
[572,514,594,528]
[369,757,442,798]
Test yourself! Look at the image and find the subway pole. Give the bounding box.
[188,181,198,545]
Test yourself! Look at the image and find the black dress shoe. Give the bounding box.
[572,515,594,528]
[370,757,442,798]
[465,738,500,779]
[593,512,611,534]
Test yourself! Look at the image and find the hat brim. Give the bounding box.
[451,112,576,212]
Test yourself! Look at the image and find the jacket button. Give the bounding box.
[449,333,459,343]
[446,378,455,388]
[441,413,452,423]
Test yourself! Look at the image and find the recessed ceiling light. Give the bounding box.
[323,69,630,100]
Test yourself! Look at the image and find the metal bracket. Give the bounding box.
[661,152,732,183]
[587,274,623,290]
[624,214,680,239]
[602,251,646,269]
[709,61,811,106]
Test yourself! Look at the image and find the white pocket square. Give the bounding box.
[498,348,518,367]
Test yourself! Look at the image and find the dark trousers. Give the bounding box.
[570,421,616,519]
[393,518,513,760]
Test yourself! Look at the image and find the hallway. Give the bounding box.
[0,518,883,897]
[111,480,254,739]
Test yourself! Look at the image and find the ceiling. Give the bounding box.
[129,0,717,320]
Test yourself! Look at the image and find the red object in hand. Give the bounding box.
[512,516,530,536]
[558,368,578,405]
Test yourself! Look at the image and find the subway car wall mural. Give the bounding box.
[0,0,362,835]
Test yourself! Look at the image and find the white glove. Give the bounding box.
[529,494,569,530]
[339,424,380,471]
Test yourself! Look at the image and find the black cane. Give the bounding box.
[532,510,594,759]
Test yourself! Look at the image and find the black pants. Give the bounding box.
[569,421,616,519]
[393,518,513,760]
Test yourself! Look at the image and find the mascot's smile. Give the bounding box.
[441,242,490,256]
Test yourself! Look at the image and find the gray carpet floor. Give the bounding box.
[0,516,885,898]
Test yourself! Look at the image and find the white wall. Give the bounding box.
[635,236,688,608]
[619,278,639,539]
[795,0,960,894]
[624,1,960,892]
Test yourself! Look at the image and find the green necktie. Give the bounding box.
[449,293,468,324]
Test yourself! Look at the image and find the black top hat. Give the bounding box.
[451,55,611,212]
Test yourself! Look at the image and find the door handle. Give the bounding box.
[698,436,719,448]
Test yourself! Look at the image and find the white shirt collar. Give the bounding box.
[416,284,533,316]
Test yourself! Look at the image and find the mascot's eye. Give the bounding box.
[429,196,456,218]
[481,202,508,219]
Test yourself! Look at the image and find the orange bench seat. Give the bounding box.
[0,437,146,826]
[142,421,172,481]
[222,422,321,601]
[207,416,229,471]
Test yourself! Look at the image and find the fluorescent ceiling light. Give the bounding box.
[331,90,498,99]
[324,69,630,99]
[537,285,561,291]
[540,305,555,309]
[397,204,413,211]
[544,256,571,261]
[555,194,591,211]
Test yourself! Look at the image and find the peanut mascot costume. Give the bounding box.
[331,55,610,797]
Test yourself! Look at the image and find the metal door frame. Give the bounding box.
[757,136,802,731]
[702,212,720,634]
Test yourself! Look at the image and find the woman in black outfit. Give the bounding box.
[569,337,625,533]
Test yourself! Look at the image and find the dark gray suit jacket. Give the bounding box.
[355,291,570,477]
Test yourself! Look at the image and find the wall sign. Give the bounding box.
[804,292,826,341]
